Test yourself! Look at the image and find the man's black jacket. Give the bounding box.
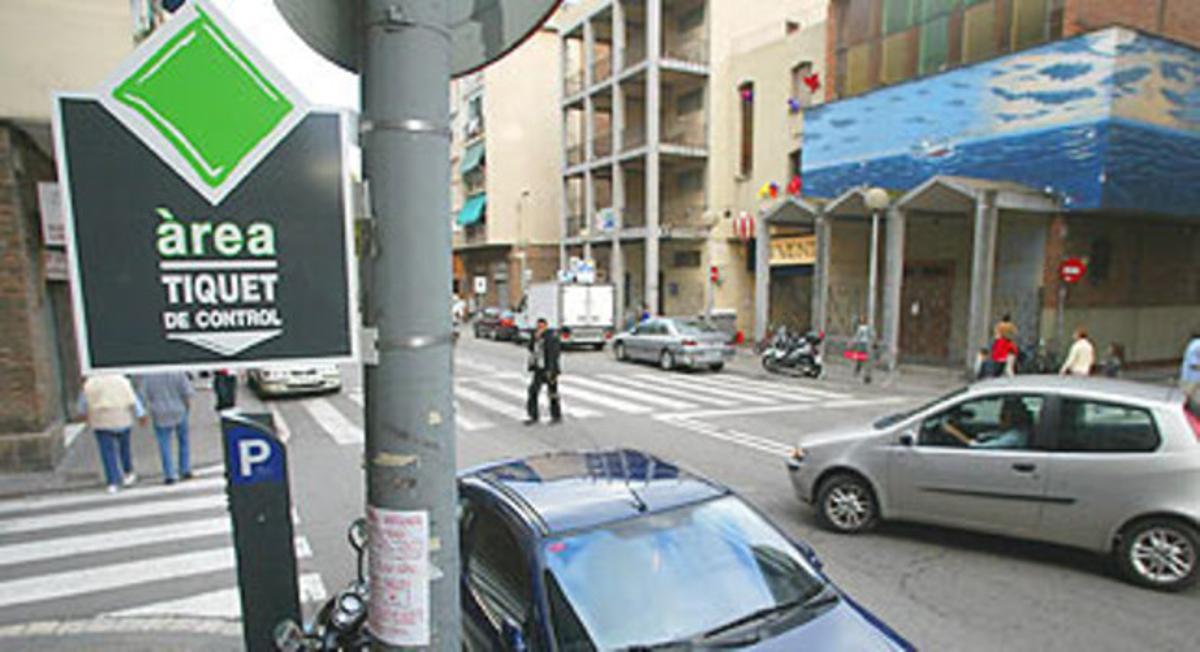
[528,329,562,375]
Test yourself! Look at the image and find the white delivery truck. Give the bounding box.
[519,282,616,349]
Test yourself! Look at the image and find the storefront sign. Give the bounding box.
[53,0,356,373]
[769,235,816,266]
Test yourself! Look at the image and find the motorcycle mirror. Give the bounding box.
[348,517,368,552]
[273,619,306,652]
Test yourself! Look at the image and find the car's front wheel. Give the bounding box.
[614,342,627,361]
[659,350,675,371]
[815,472,879,534]
[1116,517,1198,591]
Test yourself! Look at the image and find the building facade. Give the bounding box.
[798,6,1200,371]
[556,0,829,330]
[452,26,564,312]
[0,0,133,470]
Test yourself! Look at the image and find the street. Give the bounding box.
[0,337,1194,651]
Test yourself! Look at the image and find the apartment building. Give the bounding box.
[452,26,563,312]
[557,0,831,329]
[0,0,133,470]
[799,0,1200,371]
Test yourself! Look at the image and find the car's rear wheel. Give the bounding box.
[709,362,724,372]
[659,350,675,371]
[815,473,879,534]
[614,342,627,361]
[1116,518,1198,591]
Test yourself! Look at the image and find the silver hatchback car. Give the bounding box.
[613,318,735,371]
[787,376,1200,591]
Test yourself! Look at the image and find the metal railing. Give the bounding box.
[664,37,708,65]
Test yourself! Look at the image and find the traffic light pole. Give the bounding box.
[361,1,459,649]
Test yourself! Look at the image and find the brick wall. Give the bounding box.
[0,123,69,469]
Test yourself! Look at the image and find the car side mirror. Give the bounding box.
[898,432,915,447]
[501,618,528,652]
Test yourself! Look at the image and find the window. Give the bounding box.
[882,0,917,35]
[1057,400,1161,453]
[919,14,951,75]
[677,89,703,115]
[676,169,703,193]
[672,250,701,268]
[791,61,814,103]
[962,0,997,63]
[845,43,871,96]
[1010,0,1048,50]
[464,506,534,634]
[788,148,802,179]
[678,6,704,31]
[738,82,754,176]
[881,31,915,85]
[919,394,1044,450]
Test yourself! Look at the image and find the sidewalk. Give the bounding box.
[0,380,266,501]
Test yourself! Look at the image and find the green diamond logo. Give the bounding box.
[98,0,307,204]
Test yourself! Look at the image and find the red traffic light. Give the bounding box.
[710,265,719,283]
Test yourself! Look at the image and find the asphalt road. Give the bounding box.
[0,335,1195,650]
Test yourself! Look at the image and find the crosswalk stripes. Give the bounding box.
[304,397,364,445]
[0,479,326,618]
[594,374,739,407]
[559,376,698,411]
[633,374,778,405]
[453,385,534,422]
[346,389,496,432]
[473,382,603,419]
[664,373,822,403]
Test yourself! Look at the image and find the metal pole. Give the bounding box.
[865,209,880,383]
[361,1,458,649]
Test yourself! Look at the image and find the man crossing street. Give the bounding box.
[525,318,562,425]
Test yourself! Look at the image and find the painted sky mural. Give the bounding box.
[802,28,1200,216]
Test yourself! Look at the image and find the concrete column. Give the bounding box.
[966,191,999,371]
[754,213,770,342]
[813,215,831,333]
[558,34,570,272]
[644,0,662,315]
[584,169,594,260]
[881,207,906,370]
[612,5,626,322]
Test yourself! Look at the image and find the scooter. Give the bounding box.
[762,331,824,378]
[275,519,371,651]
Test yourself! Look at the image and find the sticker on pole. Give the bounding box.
[367,507,430,646]
[52,0,357,373]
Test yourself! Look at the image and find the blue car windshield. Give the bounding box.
[542,496,824,650]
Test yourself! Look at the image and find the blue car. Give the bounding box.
[458,449,913,651]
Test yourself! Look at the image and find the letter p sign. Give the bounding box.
[225,421,284,486]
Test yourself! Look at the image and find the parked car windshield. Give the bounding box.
[542,495,825,650]
[873,387,968,429]
[673,320,720,335]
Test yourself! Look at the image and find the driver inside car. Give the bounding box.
[942,400,1033,450]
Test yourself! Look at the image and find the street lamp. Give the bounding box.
[863,186,889,384]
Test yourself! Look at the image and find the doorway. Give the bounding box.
[900,260,955,362]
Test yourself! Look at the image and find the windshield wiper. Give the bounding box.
[699,583,840,640]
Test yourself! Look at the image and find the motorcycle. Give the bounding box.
[761,330,824,378]
[275,519,371,651]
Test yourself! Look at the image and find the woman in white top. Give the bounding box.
[1060,327,1095,376]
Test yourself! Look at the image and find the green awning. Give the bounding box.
[457,194,487,226]
[460,142,485,175]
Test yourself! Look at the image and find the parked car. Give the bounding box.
[787,376,1200,591]
[248,364,341,398]
[612,317,734,371]
[459,449,913,651]
[473,308,518,341]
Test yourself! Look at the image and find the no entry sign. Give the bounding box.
[1058,258,1087,284]
[53,0,357,373]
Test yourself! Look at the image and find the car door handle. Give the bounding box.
[1011,463,1037,474]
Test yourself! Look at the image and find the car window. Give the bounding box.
[1057,399,1160,453]
[464,505,534,637]
[675,320,718,335]
[632,324,647,336]
[919,394,1044,450]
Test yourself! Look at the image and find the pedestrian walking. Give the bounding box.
[1100,342,1124,378]
[213,369,237,411]
[1059,327,1095,376]
[136,372,195,484]
[525,318,562,425]
[982,321,1019,378]
[1181,332,1200,396]
[78,373,145,494]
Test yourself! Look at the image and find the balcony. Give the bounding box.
[463,223,488,246]
[664,38,708,66]
[566,142,585,167]
[662,205,708,230]
[623,45,646,71]
[622,127,646,152]
[565,70,585,97]
[662,124,707,150]
[566,213,585,238]
[592,53,613,84]
[592,129,613,158]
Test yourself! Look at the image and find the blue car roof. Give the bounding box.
[461,449,729,536]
